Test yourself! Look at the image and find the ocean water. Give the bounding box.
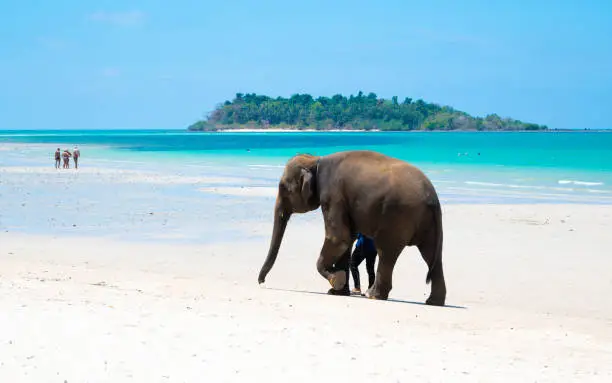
[2,129,612,199]
[1,130,611,242]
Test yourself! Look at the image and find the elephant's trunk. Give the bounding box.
[258,198,291,284]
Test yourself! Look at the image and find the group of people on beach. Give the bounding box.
[54,146,81,169]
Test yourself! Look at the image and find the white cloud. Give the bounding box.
[88,10,145,26]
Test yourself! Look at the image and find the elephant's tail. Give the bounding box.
[426,200,443,285]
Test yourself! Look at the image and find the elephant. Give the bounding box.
[257,150,446,306]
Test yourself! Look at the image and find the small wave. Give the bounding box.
[199,186,277,197]
[558,180,604,186]
[466,180,612,193]
[464,181,545,190]
[464,181,506,187]
[93,159,149,165]
[247,164,284,168]
[183,164,215,168]
[549,187,580,192]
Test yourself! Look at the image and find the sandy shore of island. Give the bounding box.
[213,128,377,132]
[1,203,611,382]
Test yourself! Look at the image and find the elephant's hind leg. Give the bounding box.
[365,243,403,300]
[417,234,446,306]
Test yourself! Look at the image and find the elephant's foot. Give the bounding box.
[425,295,445,306]
[365,286,389,300]
[327,285,350,296]
[327,271,347,291]
[426,281,446,306]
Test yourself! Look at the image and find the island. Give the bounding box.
[188,92,548,132]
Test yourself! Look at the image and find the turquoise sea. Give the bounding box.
[1,129,611,242]
[2,129,612,202]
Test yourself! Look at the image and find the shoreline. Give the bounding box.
[187,128,612,133]
[2,158,612,245]
[210,128,376,133]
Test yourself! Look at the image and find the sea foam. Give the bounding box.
[558,180,604,186]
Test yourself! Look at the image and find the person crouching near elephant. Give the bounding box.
[350,233,377,295]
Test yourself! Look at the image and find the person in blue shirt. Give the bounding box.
[350,233,378,295]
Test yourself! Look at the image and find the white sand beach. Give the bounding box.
[1,200,611,382]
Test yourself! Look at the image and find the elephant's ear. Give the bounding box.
[300,168,313,203]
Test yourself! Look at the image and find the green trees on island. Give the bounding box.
[188,92,547,131]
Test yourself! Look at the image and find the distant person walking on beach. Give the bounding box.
[349,233,378,295]
[73,146,80,169]
[62,149,72,169]
[54,148,61,169]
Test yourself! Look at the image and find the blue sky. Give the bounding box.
[1,0,611,129]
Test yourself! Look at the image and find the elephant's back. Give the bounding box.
[337,150,436,195]
[338,151,437,211]
[391,162,440,206]
[329,151,437,240]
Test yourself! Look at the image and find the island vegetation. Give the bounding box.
[188,92,547,132]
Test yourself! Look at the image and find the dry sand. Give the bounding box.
[1,204,611,382]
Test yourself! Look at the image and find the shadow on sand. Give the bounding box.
[264,286,467,310]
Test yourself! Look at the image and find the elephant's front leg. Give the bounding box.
[316,237,351,296]
[328,246,352,296]
[316,203,352,295]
